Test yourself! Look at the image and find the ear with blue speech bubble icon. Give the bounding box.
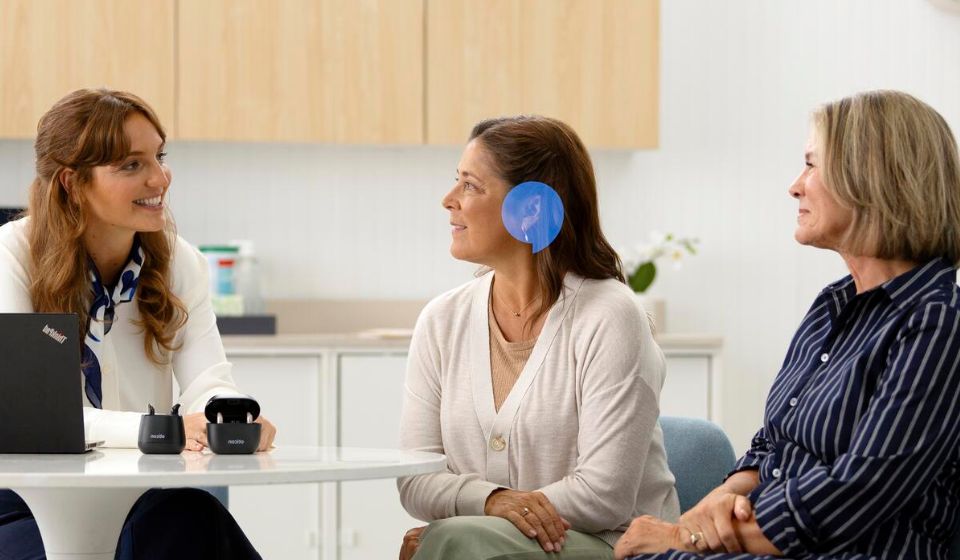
[501,181,564,254]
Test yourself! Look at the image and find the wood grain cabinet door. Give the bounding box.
[0,0,175,138]
[426,0,658,149]
[177,0,424,144]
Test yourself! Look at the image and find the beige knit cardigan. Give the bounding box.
[397,271,680,546]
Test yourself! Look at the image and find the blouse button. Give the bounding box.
[820,353,829,363]
[490,436,506,452]
[789,397,799,407]
[772,468,782,478]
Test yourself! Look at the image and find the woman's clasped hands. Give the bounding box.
[678,491,754,553]
[613,491,754,559]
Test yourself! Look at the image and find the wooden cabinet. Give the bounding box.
[1,0,658,148]
[176,0,424,144]
[0,0,175,138]
[426,0,659,149]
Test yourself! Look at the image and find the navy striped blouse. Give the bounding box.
[636,258,960,560]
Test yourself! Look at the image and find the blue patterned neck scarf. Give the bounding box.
[82,237,145,409]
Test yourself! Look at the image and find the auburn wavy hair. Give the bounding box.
[469,116,625,325]
[27,88,186,364]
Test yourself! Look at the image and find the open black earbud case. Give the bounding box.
[205,394,261,454]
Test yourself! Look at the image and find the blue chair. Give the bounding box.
[660,416,736,513]
[659,416,960,558]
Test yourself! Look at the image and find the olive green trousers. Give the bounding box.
[413,516,614,560]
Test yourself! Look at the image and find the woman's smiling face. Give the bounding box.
[441,139,517,265]
[81,112,172,237]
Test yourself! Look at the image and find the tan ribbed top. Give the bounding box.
[488,300,536,411]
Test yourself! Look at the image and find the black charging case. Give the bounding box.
[205,395,261,454]
[138,404,186,454]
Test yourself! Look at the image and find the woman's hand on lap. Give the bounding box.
[484,489,570,553]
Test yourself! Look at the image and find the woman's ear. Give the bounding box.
[58,168,75,194]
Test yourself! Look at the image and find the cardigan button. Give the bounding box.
[490,436,506,451]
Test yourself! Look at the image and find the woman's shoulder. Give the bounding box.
[416,274,487,328]
[573,276,644,327]
[0,217,30,263]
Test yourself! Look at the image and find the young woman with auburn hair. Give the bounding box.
[0,88,275,559]
[397,115,679,560]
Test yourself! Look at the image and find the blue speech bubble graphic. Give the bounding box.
[501,181,564,254]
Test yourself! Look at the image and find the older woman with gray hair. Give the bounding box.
[616,90,960,560]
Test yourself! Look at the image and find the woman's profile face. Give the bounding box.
[441,140,515,265]
[82,112,171,238]
[788,129,853,251]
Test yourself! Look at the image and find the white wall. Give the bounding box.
[1,0,959,451]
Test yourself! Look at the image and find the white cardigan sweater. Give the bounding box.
[0,218,240,447]
[398,271,680,546]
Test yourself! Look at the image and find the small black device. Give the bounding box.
[138,403,186,454]
[0,313,103,453]
[205,395,261,454]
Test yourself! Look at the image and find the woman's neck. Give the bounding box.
[490,255,539,312]
[83,225,136,288]
[842,254,920,294]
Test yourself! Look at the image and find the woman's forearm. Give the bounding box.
[713,469,760,497]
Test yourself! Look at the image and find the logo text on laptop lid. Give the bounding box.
[43,324,68,344]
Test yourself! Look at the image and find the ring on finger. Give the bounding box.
[520,507,531,516]
[689,531,704,546]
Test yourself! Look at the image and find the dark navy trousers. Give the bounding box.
[0,488,261,560]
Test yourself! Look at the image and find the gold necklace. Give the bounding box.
[495,291,540,318]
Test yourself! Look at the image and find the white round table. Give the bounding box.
[0,446,445,560]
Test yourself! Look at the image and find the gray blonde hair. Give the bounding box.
[813,90,960,264]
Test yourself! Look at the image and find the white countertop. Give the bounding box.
[221,332,723,353]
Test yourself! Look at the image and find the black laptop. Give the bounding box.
[0,313,102,453]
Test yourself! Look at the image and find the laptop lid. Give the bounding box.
[0,313,88,453]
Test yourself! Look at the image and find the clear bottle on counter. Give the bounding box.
[230,239,265,315]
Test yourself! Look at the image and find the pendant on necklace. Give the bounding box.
[513,312,521,318]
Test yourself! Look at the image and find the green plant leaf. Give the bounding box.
[629,261,657,293]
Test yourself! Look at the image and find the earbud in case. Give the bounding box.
[138,404,187,454]
[205,394,261,454]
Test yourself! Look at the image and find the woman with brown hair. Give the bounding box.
[397,115,680,559]
[0,88,274,559]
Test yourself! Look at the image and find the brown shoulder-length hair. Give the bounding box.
[27,88,186,364]
[470,115,624,323]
